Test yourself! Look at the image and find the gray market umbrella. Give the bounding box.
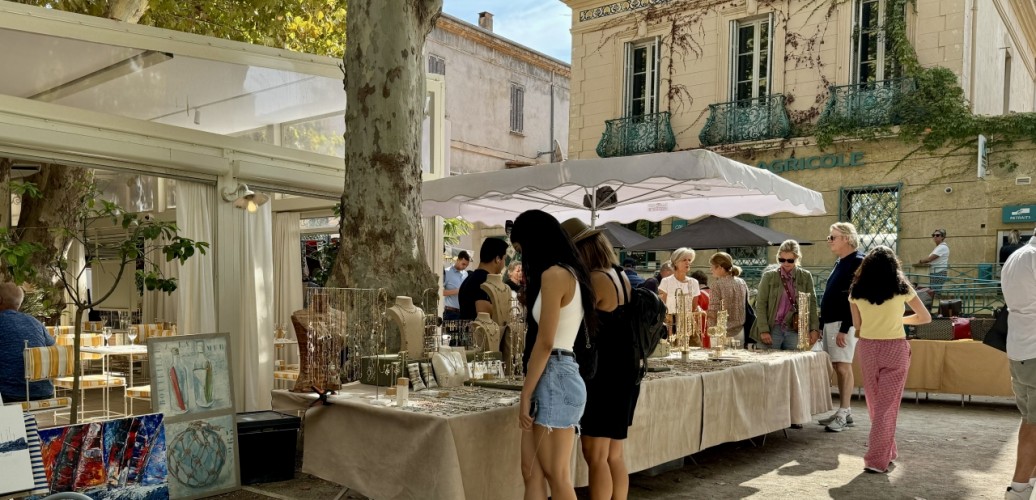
[627,216,813,251]
[600,222,649,249]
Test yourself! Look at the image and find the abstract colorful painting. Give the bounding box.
[0,405,35,497]
[36,413,168,500]
[148,334,233,418]
[164,415,238,499]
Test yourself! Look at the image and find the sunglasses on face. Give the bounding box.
[932,234,943,237]
[777,258,796,263]
[826,235,840,241]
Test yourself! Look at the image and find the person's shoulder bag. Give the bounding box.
[982,306,1008,353]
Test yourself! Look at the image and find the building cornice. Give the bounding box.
[1008,0,1036,61]
[435,14,571,78]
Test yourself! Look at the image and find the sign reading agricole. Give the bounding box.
[756,152,865,173]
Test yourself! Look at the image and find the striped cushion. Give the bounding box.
[54,374,126,389]
[55,334,104,360]
[18,397,71,412]
[274,370,300,381]
[22,413,49,495]
[150,329,177,338]
[23,345,75,381]
[126,385,151,398]
[83,321,104,332]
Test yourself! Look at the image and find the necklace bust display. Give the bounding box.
[480,273,511,326]
[473,311,502,353]
[387,296,425,360]
[291,293,346,393]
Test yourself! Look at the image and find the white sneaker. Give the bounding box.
[1004,485,1034,500]
[825,415,851,432]
[818,412,854,427]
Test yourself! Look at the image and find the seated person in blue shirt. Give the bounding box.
[0,283,55,403]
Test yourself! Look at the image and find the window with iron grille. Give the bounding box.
[723,216,769,267]
[428,54,446,75]
[839,184,901,253]
[852,0,902,83]
[510,84,525,133]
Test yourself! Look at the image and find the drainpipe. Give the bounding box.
[536,71,558,160]
[968,0,978,110]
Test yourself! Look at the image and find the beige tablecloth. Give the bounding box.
[274,351,832,500]
[851,339,1014,397]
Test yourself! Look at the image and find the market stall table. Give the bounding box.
[273,350,831,500]
[851,339,1013,399]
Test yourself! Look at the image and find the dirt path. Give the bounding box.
[220,393,1023,500]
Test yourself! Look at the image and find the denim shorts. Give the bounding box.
[531,351,586,430]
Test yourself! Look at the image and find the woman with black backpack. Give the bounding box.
[562,218,640,500]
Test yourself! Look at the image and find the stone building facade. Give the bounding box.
[427,13,571,175]
[560,0,1036,268]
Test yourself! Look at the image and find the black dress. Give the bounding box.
[580,267,641,440]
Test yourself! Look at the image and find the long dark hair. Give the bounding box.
[849,246,911,305]
[510,210,597,337]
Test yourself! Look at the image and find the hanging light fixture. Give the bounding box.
[221,183,270,213]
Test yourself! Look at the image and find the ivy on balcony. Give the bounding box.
[699,94,791,146]
[817,78,915,130]
[596,112,676,158]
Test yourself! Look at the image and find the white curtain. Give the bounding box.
[175,182,216,334]
[273,213,303,366]
[142,237,178,325]
[240,201,274,410]
[63,240,88,326]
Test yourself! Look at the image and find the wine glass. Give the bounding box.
[127,326,138,345]
[101,326,113,346]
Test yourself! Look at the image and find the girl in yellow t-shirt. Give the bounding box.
[849,246,932,474]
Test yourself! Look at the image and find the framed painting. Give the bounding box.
[0,405,35,497]
[147,333,234,418]
[164,415,238,499]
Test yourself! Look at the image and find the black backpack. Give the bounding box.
[626,278,667,385]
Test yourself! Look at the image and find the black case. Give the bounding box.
[235,410,301,484]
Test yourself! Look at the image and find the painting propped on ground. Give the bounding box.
[165,415,238,499]
[148,334,233,418]
[35,413,168,500]
[0,405,35,497]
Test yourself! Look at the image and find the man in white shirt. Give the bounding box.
[917,228,950,292]
[1000,227,1036,500]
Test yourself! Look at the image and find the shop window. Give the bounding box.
[722,216,768,268]
[852,0,902,84]
[624,37,661,117]
[731,16,772,101]
[839,184,901,253]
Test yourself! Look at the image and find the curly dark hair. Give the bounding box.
[849,246,911,305]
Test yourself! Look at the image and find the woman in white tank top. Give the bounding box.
[510,210,597,500]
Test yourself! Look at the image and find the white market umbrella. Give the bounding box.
[422,149,826,226]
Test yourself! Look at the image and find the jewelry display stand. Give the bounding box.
[291,291,346,393]
[472,312,502,357]
[387,296,425,361]
[480,274,511,326]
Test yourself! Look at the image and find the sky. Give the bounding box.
[442,0,573,62]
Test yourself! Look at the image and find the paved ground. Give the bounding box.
[213,392,1026,500]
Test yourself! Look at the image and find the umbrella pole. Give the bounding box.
[590,190,598,229]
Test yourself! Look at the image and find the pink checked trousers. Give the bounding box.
[858,338,911,471]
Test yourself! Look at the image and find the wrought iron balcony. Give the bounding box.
[818,78,916,128]
[596,111,676,158]
[699,94,791,146]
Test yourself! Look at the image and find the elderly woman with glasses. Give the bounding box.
[750,240,820,350]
